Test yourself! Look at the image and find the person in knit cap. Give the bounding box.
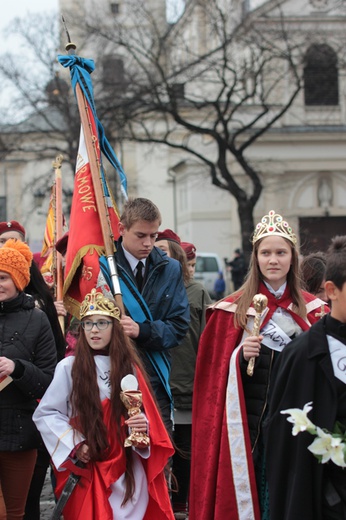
[0,239,57,520]
[0,220,66,358]
[0,220,67,520]
[0,220,67,519]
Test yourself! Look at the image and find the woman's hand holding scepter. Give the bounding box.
[246,294,268,377]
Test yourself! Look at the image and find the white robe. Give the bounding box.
[33,355,150,520]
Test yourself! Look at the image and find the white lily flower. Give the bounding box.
[283,402,346,468]
[330,444,346,467]
[308,427,346,467]
[281,402,315,436]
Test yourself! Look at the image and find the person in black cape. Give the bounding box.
[264,235,346,520]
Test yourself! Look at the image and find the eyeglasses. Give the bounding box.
[81,319,113,331]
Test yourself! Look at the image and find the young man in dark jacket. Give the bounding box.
[100,198,189,434]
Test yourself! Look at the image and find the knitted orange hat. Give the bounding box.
[0,239,33,290]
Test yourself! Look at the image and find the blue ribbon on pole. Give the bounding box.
[58,54,127,198]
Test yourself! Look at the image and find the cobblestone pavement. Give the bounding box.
[39,470,55,519]
[39,470,189,519]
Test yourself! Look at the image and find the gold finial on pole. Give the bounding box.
[61,16,77,54]
[52,153,63,171]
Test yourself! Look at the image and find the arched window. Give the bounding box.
[304,44,338,106]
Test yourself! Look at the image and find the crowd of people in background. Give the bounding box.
[0,203,345,520]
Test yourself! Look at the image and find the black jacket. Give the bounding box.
[239,343,275,452]
[229,254,247,285]
[264,316,340,520]
[0,292,57,451]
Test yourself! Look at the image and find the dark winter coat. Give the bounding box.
[0,292,57,451]
[239,343,275,450]
[229,254,247,288]
[114,242,190,403]
[264,315,342,520]
[170,279,211,410]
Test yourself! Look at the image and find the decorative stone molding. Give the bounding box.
[309,0,329,10]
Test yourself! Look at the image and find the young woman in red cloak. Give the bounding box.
[190,210,328,520]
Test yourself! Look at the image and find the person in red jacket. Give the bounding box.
[190,210,328,520]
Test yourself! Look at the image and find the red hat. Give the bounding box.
[0,220,26,239]
[181,241,197,260]
[156,229,181,244]
[55,231,69,256]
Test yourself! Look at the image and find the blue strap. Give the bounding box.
[99,257,173,404]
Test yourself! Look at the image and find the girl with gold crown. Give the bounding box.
[190,210,328,520]
[33,289,175,520]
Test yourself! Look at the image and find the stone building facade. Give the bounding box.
[0,0,345,259]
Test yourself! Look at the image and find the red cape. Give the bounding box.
[190,283,327,520]
[54,369,174,520]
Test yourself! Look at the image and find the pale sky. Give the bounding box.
[1,0,266,41]
[1,0,58,52]
[1,0,58,26]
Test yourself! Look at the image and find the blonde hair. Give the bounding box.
[121,198,161,229]
[233,238,306,330]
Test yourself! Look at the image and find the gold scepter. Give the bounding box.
[246,293,268,377]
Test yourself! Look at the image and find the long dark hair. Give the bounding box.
[70,317,146,504]
[300,252,326,295]
[26,261,66,360]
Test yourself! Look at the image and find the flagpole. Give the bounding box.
[52,154,65,333]
[64,39,124,313]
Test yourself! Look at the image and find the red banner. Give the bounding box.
[63,105,120,318]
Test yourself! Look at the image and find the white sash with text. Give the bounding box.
[328,335,346,384]
[260,319,292,352]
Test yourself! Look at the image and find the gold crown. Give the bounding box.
[252,210,297,245]
[80,289,121,321]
